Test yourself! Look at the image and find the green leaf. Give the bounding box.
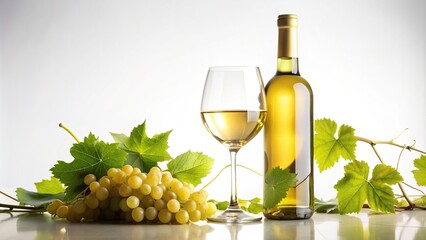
[208,200,229,210]
[249,197,262,204]
[50,133,127,200]
[394,198,409,208]
[314,118,357,172]
[216,201,229,210]
[167,151,214,186]
[366,181,395,213]
[263,166,297,209]
[314,198,339,213]
[34,177,65,194]
[412,155,426,186]
[334,160,369,214]
[16,188,65,207]
[413,196,426,209]
[334,161,403,214]
[372,164,404,185]
[247,202,263,214]
[111,121,172,172]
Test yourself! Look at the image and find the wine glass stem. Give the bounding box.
[229,149,240,209]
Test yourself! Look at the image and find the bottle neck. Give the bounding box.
[276,57,299,75]
[276,23,299,75]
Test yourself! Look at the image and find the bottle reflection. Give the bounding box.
[263,218,314,240]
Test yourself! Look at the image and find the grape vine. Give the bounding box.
[1,118,425,218]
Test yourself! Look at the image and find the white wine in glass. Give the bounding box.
[200,66,267,223]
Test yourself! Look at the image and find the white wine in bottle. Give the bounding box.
[263,14,314,220]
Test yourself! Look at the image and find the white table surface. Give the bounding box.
[1,208,425,240]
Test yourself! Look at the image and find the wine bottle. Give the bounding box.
[263,14,314,220]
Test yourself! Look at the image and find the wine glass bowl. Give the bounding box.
[200,66,266,223]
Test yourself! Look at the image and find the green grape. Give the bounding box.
[158,209,172,223]
[177,186,190,202]
[159,184,167,193]
[170,179,183,193]
[84,174,96,186]
[150,185,163,200]
[206,202,217,216]
[175,209,189,224]
[148,167,162,179]
[128,175,142,189]
[46,165,216,225]
[141,195,155,208]
[183,200,196,213]
[190,191,205,204]
[145,174,159,187]
[56,205,69,218]
[109,197,121,212]
[167,199,180,213]
[161,171,173,187]
[122,164,134,176]
[83,208,99,221]
[107,168,119,178]
[99,198,110,209]
[145,206,158,221]
[84,195,99,209]
[112,170,127,184]
[89,181,100,193]
[140,183,151,195]
[109,186,120,198]
[126,196,140,209]
[131,167,142,176]
[73,199,87,215]
[47,199,63,215]
[95,187,109,201]
[99,176,111,189]
[197,203,207,220]
[184,182,195,193]
[66,205,83,223]
[138,172,147,182]
[188,209,201,222]
[119,198,131,212]
[199,189,208,201]
[163,190,177,203]
[119,184,132,197]
[124,211,133,222]
[154,199,166,211]
[131,207,144,222]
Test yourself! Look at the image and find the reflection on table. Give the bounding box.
[1,209,425,239]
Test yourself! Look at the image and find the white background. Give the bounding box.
[1,0,425,203]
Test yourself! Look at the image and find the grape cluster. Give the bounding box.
[46,165,217,224]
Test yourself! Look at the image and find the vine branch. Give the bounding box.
[355,131,426,210]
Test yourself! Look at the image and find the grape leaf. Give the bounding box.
[34,177,65,194]
[314,118,357,172]
[334,160,369,213]
[50,133,127,200]
[334,160,403,214]
[263,166,297,209]
[412,155,426,186]
[16,188,65,207]
[314,198,339,213]
[413,196,426,209]
[111,121,172,172]
[247,202,263,214]
[208,199,229,210]
[167,151,214,186]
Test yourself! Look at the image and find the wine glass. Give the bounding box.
[200,66,267,223]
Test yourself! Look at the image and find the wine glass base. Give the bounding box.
[207,208,262,223]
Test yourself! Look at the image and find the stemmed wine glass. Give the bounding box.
[200,66,267,223]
